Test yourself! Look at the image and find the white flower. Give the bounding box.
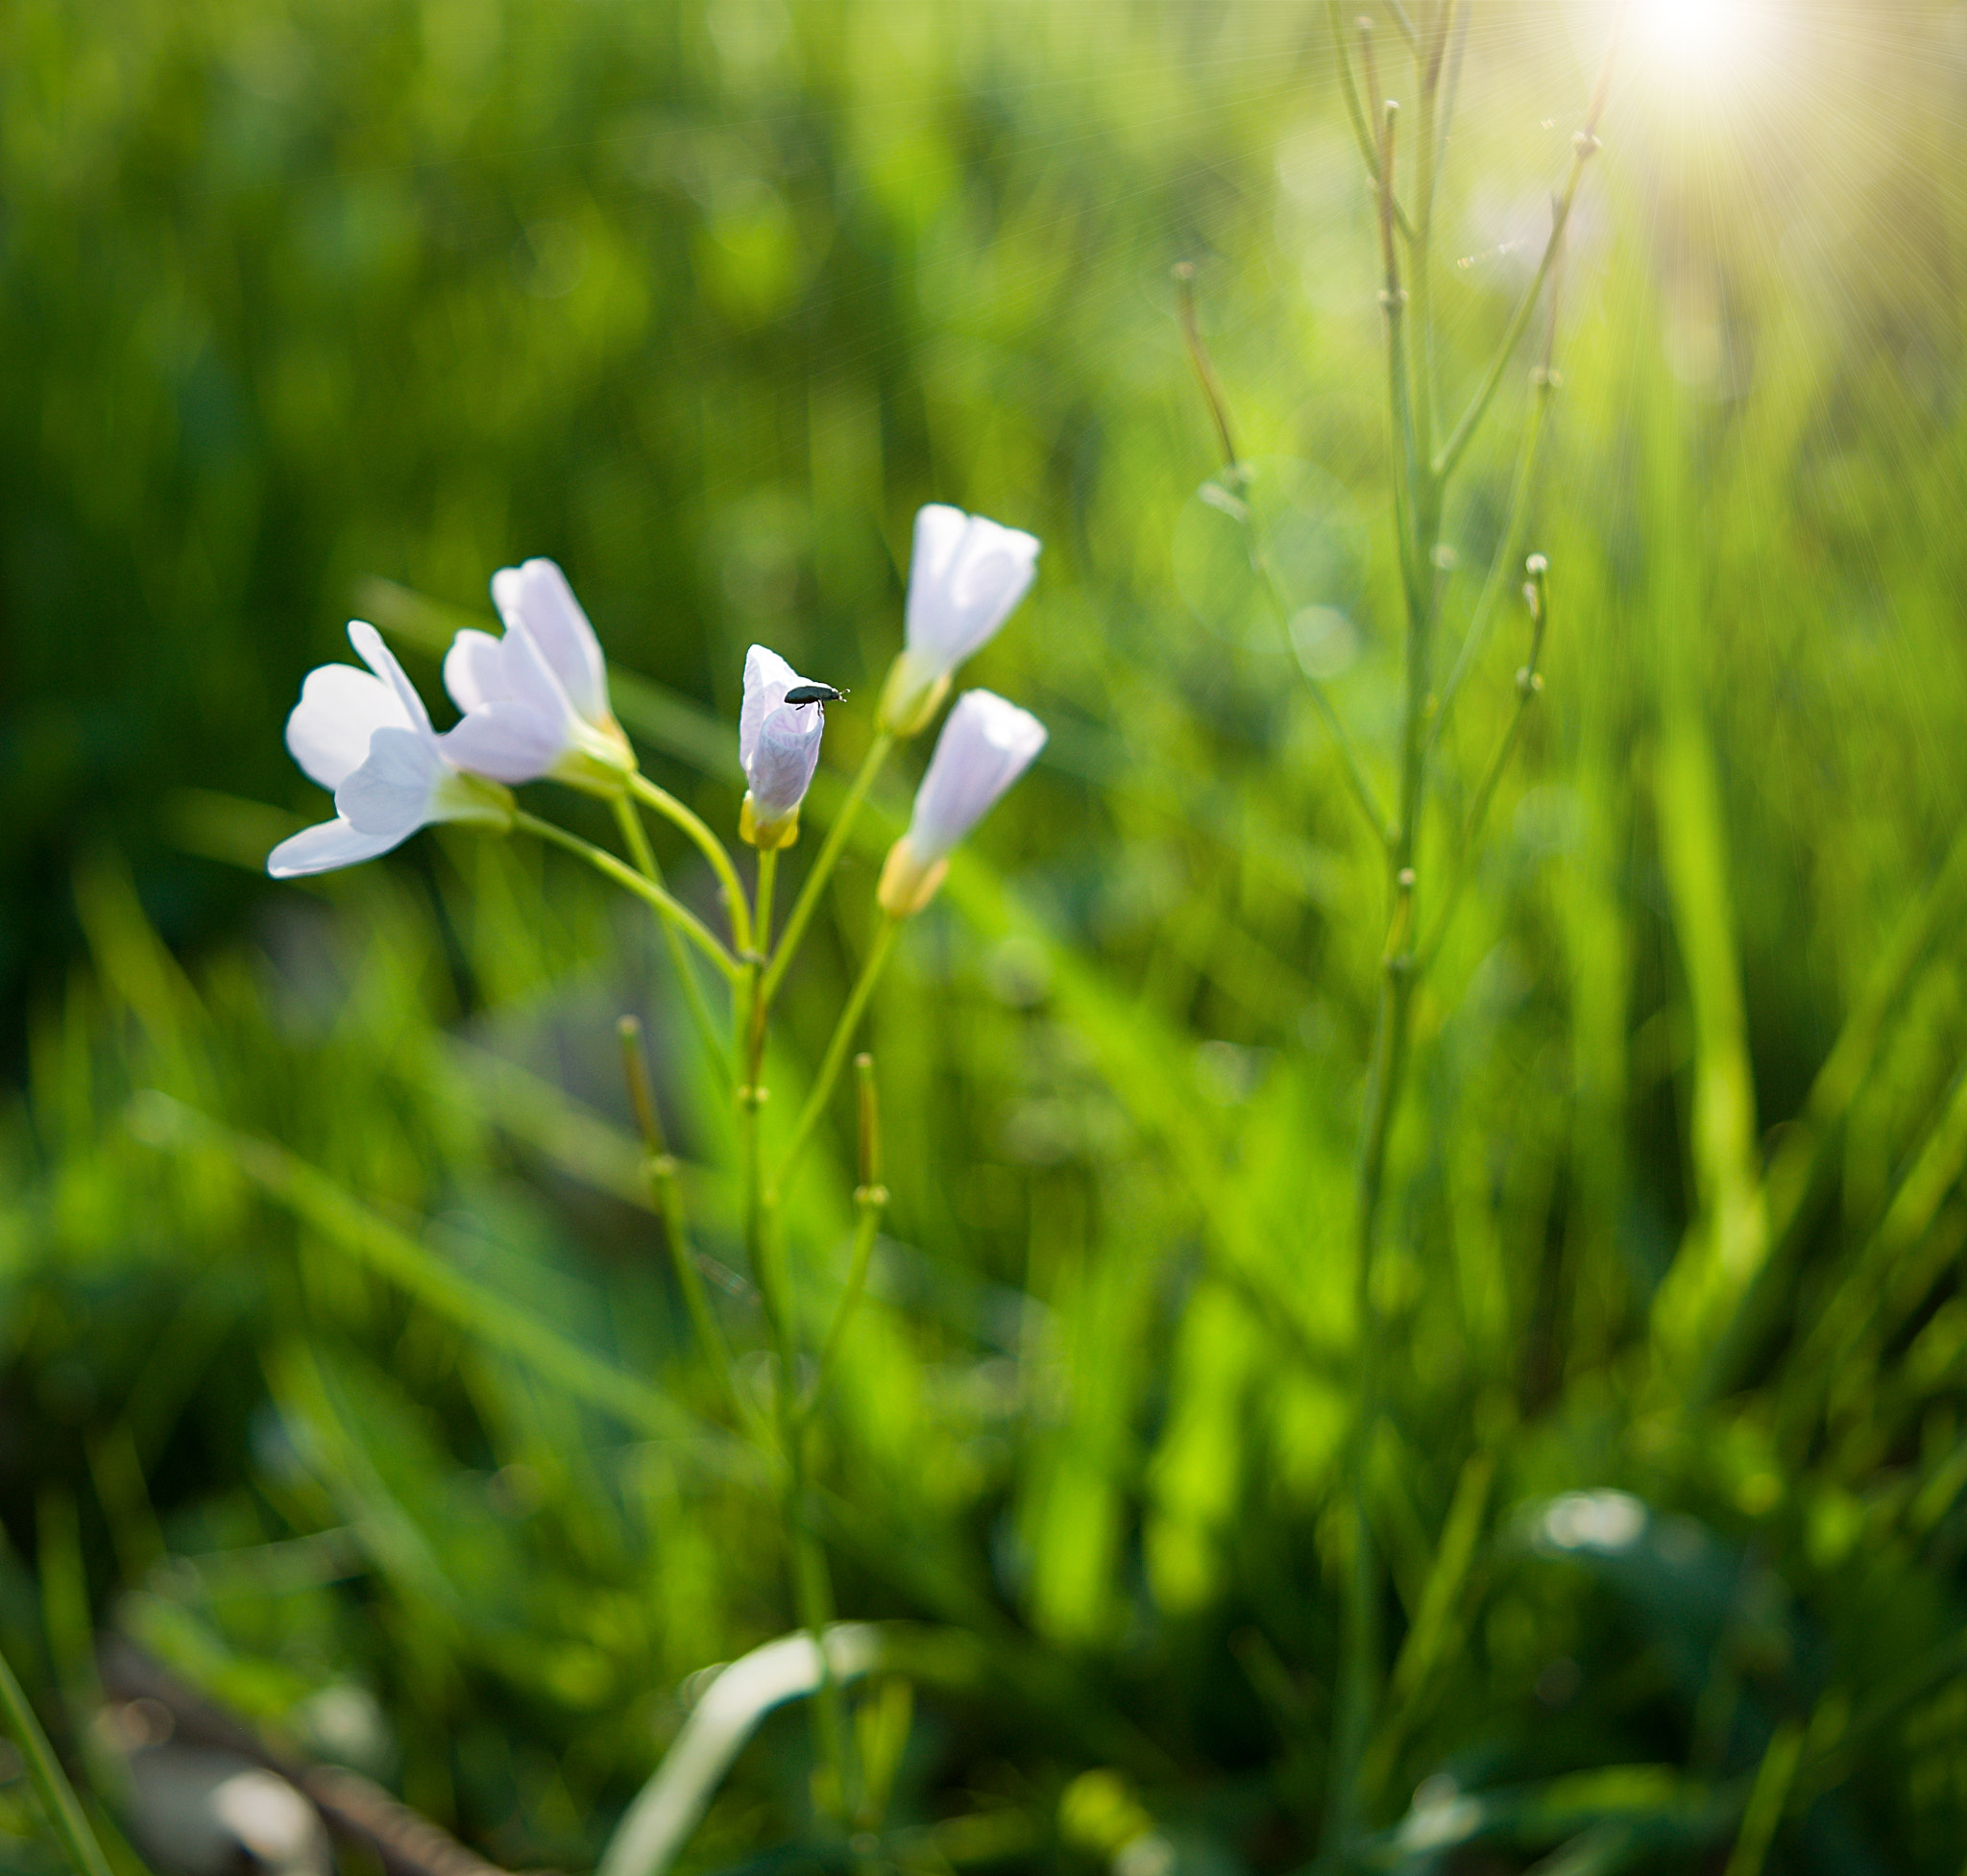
[877,505,1039,735]
[439,557,636,794]
[268,622,512,878]
[738,646,826,848]
[877,690,1047,916]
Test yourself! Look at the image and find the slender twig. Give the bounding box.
[1173,264,1392,844]
[1328,5,1415,242]
[514,810,741,982]
[761,734,895,1008]
[1435,0,1469,180]
[628,771,753,958]
[614,797,736,1093]
[1431,16,1618,481]
[0,1642,115,1876]
[1372,93,1426,625]
[1428,363,1556,748]
[1419,557,1549,970]
[772,920,900,1201]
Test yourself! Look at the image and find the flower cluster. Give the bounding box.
[269,504,1048,920]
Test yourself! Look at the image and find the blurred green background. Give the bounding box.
[7,0,1967,1869]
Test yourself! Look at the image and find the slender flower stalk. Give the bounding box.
[614,796,736,1093]
[760,732,894,1008]
[630,771,754,960]
[513,809,740,982]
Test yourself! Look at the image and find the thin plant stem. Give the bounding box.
[1372,93,1427,624]
[1382,0,1419,51]
[798,1055,887,1428]
[772,919,900,1203]
[1327,2,1416,241]
[613,797,736,1094]
[1420,559,1549,970]
[762,734,895,1008]
[627,771,753,959]
[0,1641,116,1876]
[1174,265,1392,845]
[1325,875,1417,1856]
[1430,15,1618,481]
[755,847,779,956]
[514,810,741,983]
[1324,6,1456,1850]
[619,1017,758,1441]
[1428,364,1556,748]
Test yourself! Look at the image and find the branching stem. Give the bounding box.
[514,810,741,982]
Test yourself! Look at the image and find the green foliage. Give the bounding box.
[7,1,1967,1871]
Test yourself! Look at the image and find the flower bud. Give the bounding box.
[877,691,1046,916]
[876,505,1039,735]
[739,645,827,848]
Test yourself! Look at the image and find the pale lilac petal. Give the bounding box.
[491,559,608,722]
[285,664,409,792]
[439,704,568,785]
[266,816,410,878]
[741,645,801,771]
[347,621,435,741]
[909,505,970,593]
[334,725,442,836]
[747,702,823,823]
[444,629,514,714]
[498,620,577,723]
[906,690,1047,863]
[904,507,1040,675]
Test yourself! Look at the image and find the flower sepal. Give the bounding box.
[876,837,948,918]
[874,653,950,739]
[432,767,518,828]
[740,792,801,851]
[546,714,638,798]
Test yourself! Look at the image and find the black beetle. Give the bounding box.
[784,683,848,707]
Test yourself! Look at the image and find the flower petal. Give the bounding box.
[348,621,435,741]
[741,645,802,770]
[439,703,569,785]
[335,725,443,836]
[285,664,409,792]
[747,701,824,823]
[491,559,609,723]
[904,507,1040,675]
[444,629,514,714]
[266,816,410,878]
[905,689,1047,862]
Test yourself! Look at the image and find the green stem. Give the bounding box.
[1429,368,1556,748]
[1173,266,1391,846]
[771,919,901,1203]
[755,847,779,956]
[1327,5,1416,243]
[0,1642,115,1876]
[1418,572,1547,971]
[613,797,736,1094]
[762,735,895,1008]
[799,1190,887,1431]
[628,771,753,959]
[514,810,741,983]
[1430,23,1616,482]
[619,1017,756,1441]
